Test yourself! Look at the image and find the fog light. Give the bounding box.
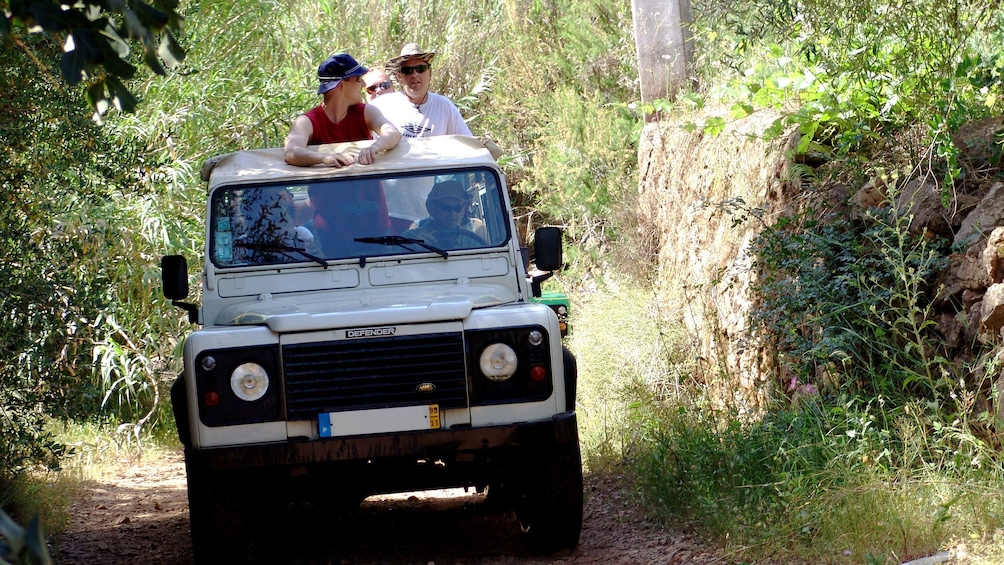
[230,362,269,401]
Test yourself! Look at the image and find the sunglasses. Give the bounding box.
[399,64,430,75]
[366,81,391,93]
[433,201,467,213]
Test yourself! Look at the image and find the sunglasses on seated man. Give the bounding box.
[399,64,430,75]
[433,200,467,214]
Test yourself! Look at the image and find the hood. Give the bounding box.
[214,283,517,332]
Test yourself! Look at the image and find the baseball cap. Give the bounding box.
[317,53,368,94]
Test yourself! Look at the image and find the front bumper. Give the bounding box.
[185,411,578,473]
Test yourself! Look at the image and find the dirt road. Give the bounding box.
[49,452,726,564]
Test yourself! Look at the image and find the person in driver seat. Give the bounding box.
[401,179,487,247]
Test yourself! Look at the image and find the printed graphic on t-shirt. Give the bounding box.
[403,123,432,137]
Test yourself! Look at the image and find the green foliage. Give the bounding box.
[2,0,186,122]
[515,88,640,259]
[568,282,697,471]
[684,0,1004,192]
[0,30,183,488]
[632,395,1004,562]
[749,183,953,403]
[635,402,823,541]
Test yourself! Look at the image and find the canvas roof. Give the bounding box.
[201,135,498,190]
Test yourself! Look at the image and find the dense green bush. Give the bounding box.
[2,38,117,481]
[687,0,1004,189]
[1,33,183,501]
[749,186,953,403]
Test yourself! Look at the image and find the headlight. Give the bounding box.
[230,362,269,401]
[479,343,518,382]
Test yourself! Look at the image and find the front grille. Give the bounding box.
[282,332,468,420]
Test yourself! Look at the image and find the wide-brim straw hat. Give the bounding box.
[387,43,436,69]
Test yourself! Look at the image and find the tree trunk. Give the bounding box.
[631,0,694,108]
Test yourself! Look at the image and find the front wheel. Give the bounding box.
[186,459,268,563]
[515,440,584,553]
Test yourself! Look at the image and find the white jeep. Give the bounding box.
[162,135,581,563]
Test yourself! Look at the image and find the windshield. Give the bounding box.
[210,167,510,267]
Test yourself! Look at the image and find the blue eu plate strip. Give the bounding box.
[318,413,332,438]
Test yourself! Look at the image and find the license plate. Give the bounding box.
[319,404,441,438]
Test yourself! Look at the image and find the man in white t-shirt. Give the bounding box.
[370,43,473,138]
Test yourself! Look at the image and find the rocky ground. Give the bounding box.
[48,451,729,565]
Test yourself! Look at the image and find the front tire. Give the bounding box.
[515,439,584,553]
[186,458,263,564]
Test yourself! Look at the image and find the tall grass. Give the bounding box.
[569,270,1004,562]
[569,281,698,471]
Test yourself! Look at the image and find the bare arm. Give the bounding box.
[471,217,487,240]
[356,105,403,165]
[284,115,354,167]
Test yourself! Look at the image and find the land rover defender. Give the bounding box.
[162,136,581,562]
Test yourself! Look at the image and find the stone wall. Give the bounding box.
[638,112,1004,417]
[636,112,800,413]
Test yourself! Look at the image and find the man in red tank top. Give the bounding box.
[284,53,402,167]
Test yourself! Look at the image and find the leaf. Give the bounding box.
[158,31,186,68]
[103,53,138,79]
[69,28,105,65]
[122,8,149,40]
[729,102,752,119]
[60,49,87,85]
[157,0,182,12]
[106,76,138,113]
[131,0,170,29]
[0,509,24,554]
[143,48,167,76]
[85,80,106,108]
[100,21,132,58]
[681,92,704,109]
[26,1,73,33]
[763,117,785,139]
[24,516,52,565]
[704,116,726,137]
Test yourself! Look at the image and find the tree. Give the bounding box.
[1,0,186,122]
[631,0,694,107]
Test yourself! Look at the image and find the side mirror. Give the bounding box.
[161,255,189,300]
[530,227,563,297]
[533,226,563,272]
[161,255,198,323]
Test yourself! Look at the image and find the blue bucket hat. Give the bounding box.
[317,53,368,95]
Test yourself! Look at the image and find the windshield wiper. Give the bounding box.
[354,235,449,259]
[233,242,329,268]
